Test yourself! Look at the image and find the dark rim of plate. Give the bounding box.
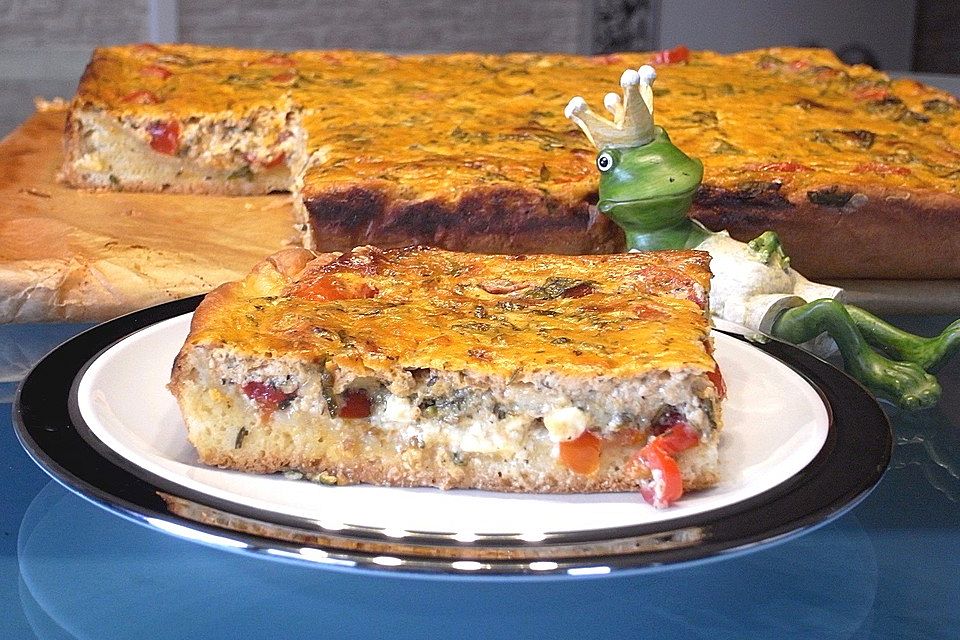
[13,295,892,579]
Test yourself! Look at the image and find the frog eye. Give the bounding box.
[596,151,615,172]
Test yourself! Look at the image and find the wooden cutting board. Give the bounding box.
[0,107,296,322]
[2,106,958,322]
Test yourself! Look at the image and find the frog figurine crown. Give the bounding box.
[564,65,657,149]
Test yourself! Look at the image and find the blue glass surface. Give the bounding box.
[3,317,960,639]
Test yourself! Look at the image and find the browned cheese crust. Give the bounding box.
[62,44,960,278]
[169,246,722,493]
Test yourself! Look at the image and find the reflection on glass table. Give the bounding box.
[18,481,879,639]
[2,314,959,639]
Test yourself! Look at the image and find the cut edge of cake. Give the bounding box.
[168,246,723,503]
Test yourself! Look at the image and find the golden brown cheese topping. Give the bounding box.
[187,246,715,378]
[75,44,960,201]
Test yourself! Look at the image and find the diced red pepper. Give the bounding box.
[141,65,172,79]
[651,45,690,65]
[242,381,296,412]
[558,430,602,475]
[146,120,181,155]
[338,389,372,419]
[122,89,160,104]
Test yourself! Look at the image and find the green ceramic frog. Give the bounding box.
[566,66,959,409]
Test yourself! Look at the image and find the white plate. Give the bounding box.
[74,313,829,538]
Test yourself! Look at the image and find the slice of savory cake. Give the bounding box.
[168,246,723,507]
[59,43,308,195]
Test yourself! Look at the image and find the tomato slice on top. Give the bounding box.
[652,45,690,65]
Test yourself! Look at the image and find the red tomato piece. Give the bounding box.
[262,151,286,168]
[636,443,684,508]
[708,366,727,398]
[242,381,295,412]
[653,423,700,455]
[141,65,172,79]
[270,71,297,83]
[634,304,670,322]
[759,162,812,173]
[260,54,296,66]
[558,430,602,475]
[122,89,160,105]
[560,282,595,298]
[338,389,372,419]
[146,120,181,155]
[294,275,377,301]
[652,45,690,65]
[686,288,707,309]
[633,416,700,507]
[245,151,286,168]
[852,87,890,101]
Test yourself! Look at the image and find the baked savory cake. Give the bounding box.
[59,44,309,195]
[61,44,960,278]
[168,246,724,507]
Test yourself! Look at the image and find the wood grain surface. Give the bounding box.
[0,108,296,322]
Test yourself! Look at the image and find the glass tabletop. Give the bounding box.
[2,315,959,640]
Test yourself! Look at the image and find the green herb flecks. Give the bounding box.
[234,426,249,449]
